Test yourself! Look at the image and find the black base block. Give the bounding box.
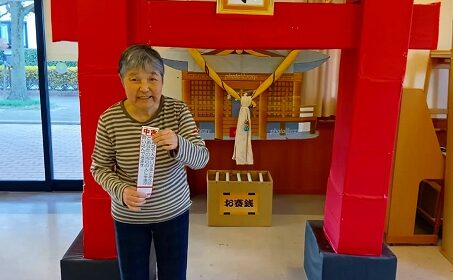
[60,230,120,280]
[304,220,397,280]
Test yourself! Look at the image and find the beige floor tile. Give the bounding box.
[0,192,452,280]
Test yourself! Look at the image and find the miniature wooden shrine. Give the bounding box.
[182,71,316,139]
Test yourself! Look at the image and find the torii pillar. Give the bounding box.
[51,0,440,260]
[324,0,417,255]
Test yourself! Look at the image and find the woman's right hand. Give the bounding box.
[122,186,148,211]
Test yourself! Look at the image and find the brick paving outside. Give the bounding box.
[0,123,83,180]
[0,96,83,181]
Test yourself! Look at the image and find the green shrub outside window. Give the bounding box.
[0,66,78,91]
[0,49,78,92]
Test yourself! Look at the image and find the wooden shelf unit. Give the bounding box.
[386,49,452,246]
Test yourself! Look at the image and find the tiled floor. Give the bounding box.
[0,192,452,280]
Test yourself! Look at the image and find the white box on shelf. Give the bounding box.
[298,122,311,132]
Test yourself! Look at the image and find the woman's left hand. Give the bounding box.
[152,128,178,151]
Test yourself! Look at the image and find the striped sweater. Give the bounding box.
[91,96,209,224]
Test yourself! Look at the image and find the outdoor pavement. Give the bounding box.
[0,96,83,181]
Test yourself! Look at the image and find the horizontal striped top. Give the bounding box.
[91,96,209,224]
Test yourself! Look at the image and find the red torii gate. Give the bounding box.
[51,0,440,258]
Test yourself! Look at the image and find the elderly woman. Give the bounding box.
[91,44,209,280]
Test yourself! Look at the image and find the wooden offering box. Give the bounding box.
[206,170,273,226]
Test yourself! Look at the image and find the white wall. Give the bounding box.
[163,65,182,100]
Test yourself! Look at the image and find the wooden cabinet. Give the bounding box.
[417,179,444,237]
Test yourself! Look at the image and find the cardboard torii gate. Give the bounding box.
[51,0,440,258]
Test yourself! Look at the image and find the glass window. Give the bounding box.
[0,2,44,181]
[48,60,82,180]
[0,1,82,186]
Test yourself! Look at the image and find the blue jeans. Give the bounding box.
[114,210,189,280]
